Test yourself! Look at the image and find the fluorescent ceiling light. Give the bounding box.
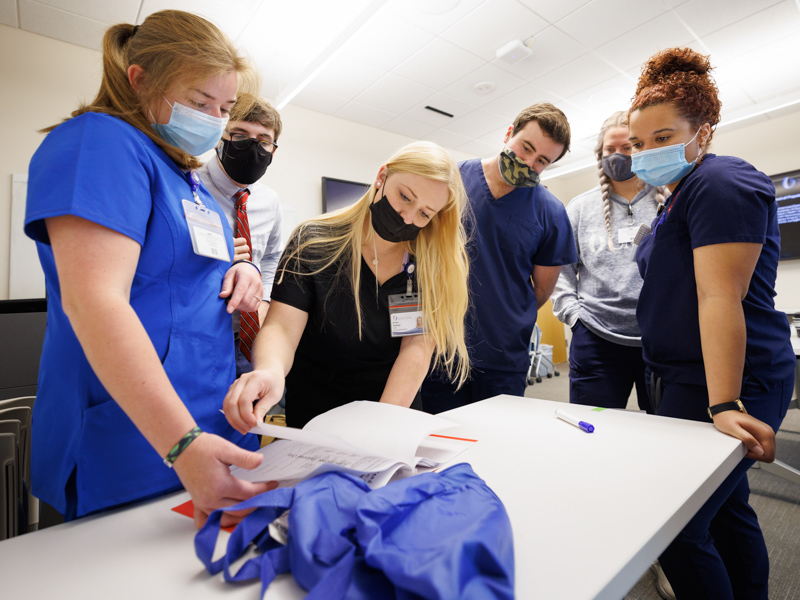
[276,0,389,109]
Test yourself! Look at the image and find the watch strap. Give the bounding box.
[707,399,747,419]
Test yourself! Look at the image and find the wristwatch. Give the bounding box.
[707,399,747,419]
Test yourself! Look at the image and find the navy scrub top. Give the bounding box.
[25,112,256,517]
[635,154,794,389]
[460,158,577,372]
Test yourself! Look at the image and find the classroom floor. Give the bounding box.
[525,363,800,600]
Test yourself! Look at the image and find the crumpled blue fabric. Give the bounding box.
[195,463,514,599]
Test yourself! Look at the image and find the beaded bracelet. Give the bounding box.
[232,258,261,276]
[163,426,202,468]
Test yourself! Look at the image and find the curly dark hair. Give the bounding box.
[630,47,721,144]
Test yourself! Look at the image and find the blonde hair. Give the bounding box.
[280,141,471,387]
[43,10,256,170]
[594,111,667,251]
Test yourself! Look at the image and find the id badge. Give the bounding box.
[182,199,231,262]
[388,293,424,337]
[617,225,640,245]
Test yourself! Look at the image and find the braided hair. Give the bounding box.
[594,111,667,251]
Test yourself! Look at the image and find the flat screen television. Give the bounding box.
[772,168,800,261]
[321,177,370,214]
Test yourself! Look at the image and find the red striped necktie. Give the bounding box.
[234,188,260,362]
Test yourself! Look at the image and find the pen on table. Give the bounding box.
[555,408,595,433]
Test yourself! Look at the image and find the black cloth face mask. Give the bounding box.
[369,190,421,242]
[217,137,272,185]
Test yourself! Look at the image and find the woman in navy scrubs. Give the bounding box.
[630,48,794,599]
[25,11,274,526]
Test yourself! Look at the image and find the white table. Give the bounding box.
[0,395,744,599]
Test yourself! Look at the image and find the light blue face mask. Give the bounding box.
[631,127,702,187]
[151,98,228,156]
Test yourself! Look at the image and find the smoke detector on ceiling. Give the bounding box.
[495,39,532,64]
[473,81,496,95]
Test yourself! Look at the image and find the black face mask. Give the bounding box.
[369,190,421,242]
[217,137,272,185]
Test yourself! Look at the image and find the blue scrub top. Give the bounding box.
[635,154,794,388]
[461,158,577,372]
[25,112,256,517]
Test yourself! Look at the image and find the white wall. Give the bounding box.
[543,110,800,313]
[0,25,474,300]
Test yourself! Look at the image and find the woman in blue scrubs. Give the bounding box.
[630,47,794,599]
[25,10,275,526]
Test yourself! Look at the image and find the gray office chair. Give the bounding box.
[0,397,36,523]
[0,420,23,539]
[0,405,33,533]
[0,431,19,540]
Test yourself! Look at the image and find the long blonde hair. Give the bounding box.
[43,10,256,170]
[280,141,471,387]
[594,111,667,251]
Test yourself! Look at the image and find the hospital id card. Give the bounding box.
[182,199,231,262]
[388,293,424,337]
[617,225,640,245]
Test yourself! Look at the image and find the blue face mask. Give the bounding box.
[631,128,702,187]
[151,98,228,156]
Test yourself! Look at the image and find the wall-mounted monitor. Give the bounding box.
[321,177,370,214]
[772,168,800,261]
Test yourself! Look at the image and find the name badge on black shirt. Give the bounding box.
[388,293,424,337]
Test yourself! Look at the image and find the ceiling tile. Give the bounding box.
[532,53,618,100]
[411,92,478,124]
[440,0,548,61]
[555,0,671,49]
[442,62,527,107]
[482,82,566,122]
[381,114,437,139]
[308,50,388,100]
[342,9,435,71]
[445,108,509,138]
[0,0,18,27]
[674,0,785,38]
[235,1,373,79]
[141,0,281,41]
[19,0,106,51]
[385,0,487,35]
[594,12,695,72]
[354,72,436,115]
[455,138,497,157]
[335,100,395,129]
[394,37,484,89]
[32,0,139,24]
[722,35,800,104]
[494,26,586,81]
[291,87,351,115]
[516,0,591,24]
[423,128,473,150]
[700,0,800,65]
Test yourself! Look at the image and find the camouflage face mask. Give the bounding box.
[498,147,540,188]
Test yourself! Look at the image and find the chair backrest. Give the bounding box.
[0,407,31,487]
[0,398,36,533]
[0,432,19,540]
[0,396,35,411]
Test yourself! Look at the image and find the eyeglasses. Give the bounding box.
[225,131,278,156]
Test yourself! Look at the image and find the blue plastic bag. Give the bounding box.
[195,463,514,599]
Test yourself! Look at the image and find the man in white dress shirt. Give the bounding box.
[197,93,283,376]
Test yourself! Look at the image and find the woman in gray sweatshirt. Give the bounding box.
[551,111,666,411]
